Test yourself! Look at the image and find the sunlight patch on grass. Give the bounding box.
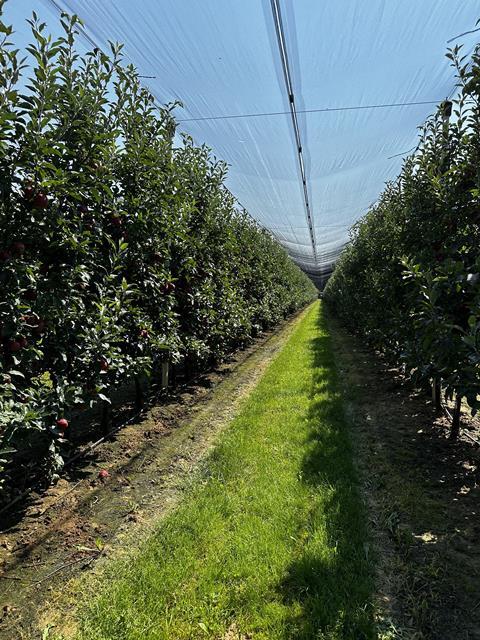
[69,302,375,640]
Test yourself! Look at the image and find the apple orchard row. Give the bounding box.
[0,8,318,502]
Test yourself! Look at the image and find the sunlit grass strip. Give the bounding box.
[74,302,374,639]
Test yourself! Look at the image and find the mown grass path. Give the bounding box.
[69,302,374,640]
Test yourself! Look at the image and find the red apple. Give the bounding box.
[32,192,49,209]
[18,336,28,348]
[24,185,35,201]
[56,418,69,431]
[25,289,37,301]
[33,319,46,335]
[98,469,109,479]
[99,358,109,371]
[9,340,22,352]
[11,242,25,257]
[162,282,175,294]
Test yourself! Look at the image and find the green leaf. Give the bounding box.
[8,370,25,378]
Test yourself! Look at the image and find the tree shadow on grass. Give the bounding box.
[277,304,375,640]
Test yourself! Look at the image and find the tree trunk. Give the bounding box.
[450,394,462,441]
[432,377,442,413]
[184,355,195,381]
[134,375,144,409]
[101,400,112,436]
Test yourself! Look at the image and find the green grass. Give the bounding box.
[72,302,375,639]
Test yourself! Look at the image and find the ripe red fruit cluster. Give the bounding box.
[24,184,49,209]
[98,469,109,479]
[21,315,45,336]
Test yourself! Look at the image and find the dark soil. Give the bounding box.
[329,313,480,640]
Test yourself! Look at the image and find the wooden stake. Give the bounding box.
[161,361,169,389]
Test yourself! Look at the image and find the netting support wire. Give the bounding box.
[269,0,318,265]
[47,0,280,241]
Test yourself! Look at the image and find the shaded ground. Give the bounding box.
[0,309,307,640]
[328,313,480,640]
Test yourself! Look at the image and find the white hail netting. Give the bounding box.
[6,1,480,286]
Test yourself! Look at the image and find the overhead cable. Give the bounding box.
[178,99,441,123]
[269,0,317,264]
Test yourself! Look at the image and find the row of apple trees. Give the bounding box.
[0,6,317,503]
[324,39,480,440]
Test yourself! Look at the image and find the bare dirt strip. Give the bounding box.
[329,313,480,640]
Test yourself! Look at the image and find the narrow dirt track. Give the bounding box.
[329,313,480,640]
[0,306,310,640]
